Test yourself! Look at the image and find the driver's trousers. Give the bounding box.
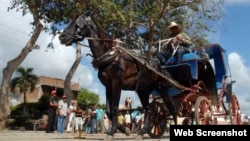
[157,47,188,65]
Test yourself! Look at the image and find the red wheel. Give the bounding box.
[147,99,166,138]
[229,94,241,124]
[177,102,193,117]
[194,96,214,125]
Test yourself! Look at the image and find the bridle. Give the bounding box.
[74,15,93,39]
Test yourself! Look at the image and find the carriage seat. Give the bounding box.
[164,52,199,65]
[182,52,200,61]
[180,52,200,79]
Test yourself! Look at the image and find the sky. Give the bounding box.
[1,1,250,116]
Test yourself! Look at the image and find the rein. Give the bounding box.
[76,37,114,48]
[77,37,191,91]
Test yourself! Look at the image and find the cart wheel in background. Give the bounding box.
[34,119,45,132]
[229,94,241,125]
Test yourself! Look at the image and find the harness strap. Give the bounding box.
[92,47,121,68]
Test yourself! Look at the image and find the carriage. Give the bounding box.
[147,43,241,138]
[59,14,242,140]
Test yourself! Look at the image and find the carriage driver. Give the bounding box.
[157,21,192,65]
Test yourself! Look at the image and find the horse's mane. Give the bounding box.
[92,19,115,51]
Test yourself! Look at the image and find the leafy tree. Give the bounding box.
[0,0,224,130]
[10,66,38,104]
[88,0,225,58]
[0,0,82,129]
[0,0,48,129]
[34,0,224,57]
[77,88,99,110]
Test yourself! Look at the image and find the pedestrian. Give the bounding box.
[95,104,104,134]
[103,111,110,133]
[141,110,145,129]
[125,97,129,109]
[90,105,96,134]
[157,21,192,65]
[124,110,132,130]
[117,111,125,126]
[221,75,228,92]
[131,110,141,133]
[66,102,76,132]
[57,95,68,133]
[219,75,228,102]
[46,90,58,133]
[75,106,84,133]
[83,109,91,134]
[128,97,132,109]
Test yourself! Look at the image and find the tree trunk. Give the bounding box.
[147,25,155,59]
[64,42,82,105]
[0,20,43,130]
[23,91,27,104]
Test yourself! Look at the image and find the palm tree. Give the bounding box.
[10,66,38,104]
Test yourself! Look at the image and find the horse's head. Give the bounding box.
[59,14,95,46]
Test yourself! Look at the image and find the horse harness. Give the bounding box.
[92,46,122,69]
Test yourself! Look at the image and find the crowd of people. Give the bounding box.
[45,90,110,134]
[45,90,147,135]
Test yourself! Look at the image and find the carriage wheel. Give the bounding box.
[229,94,241,124]
[176,101,193,117]
[147,99,166,138]
[194,96,214,125]
[34,119,45,131]
[176,102,193,125]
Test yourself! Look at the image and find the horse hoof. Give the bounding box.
[104,135,114,141]
[135,135,143,141]
[125,127,131,136]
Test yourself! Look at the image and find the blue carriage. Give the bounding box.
[149,43,241,128]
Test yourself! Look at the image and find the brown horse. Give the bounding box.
[59,14,175,140]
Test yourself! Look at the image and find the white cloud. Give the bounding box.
[228,53,250,116]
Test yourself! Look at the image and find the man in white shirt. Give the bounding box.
[57,95,68,133]
[124,110,132,130]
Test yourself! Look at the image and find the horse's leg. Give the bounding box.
[109,80,130,134]
[105,79,129,141]
[135,90,151,140]
[157,85,177,125]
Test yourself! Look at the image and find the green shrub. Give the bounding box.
[9,95,50,127]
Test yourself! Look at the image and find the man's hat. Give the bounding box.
[51,90,56,94]
[168,21,183,33]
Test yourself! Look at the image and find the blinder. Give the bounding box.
[76,15,86,29]
[76,15,92,29]
[75,15,92,39]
